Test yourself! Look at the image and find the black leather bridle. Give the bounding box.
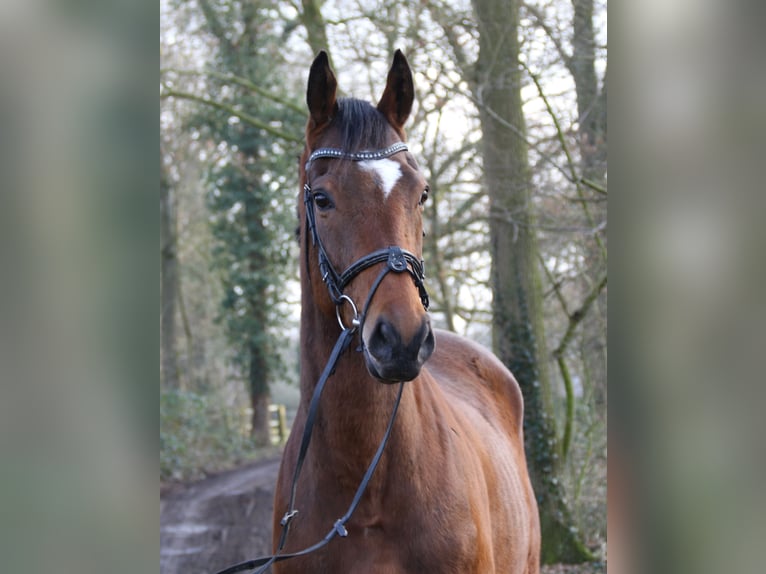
[303,141,429,314]
[211,142,430,574]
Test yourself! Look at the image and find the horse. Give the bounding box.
[272,50,540,574]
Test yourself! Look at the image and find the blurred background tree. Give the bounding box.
[193,0,304,446]
[161,0,606,563]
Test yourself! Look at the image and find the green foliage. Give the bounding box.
[206,150,297,380]
[191,0,305,402]
[160,388,258,481]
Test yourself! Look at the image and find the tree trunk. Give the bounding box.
[300,0,333,64]
[471,0,593,563]
[249,342,271,447]
[571,0,607,184]
[160,149,180,389]
[570,0,607,412]
[245,192,272,447]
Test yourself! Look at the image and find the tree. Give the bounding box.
[471,0,593,563]
[191,0,304,445]
[569,0,607,415]
[519,3,607,507]
[161,143,180,389]
[298,0,333,62]
[570,0,607,185]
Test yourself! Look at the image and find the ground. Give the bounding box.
[161,457,280,574]
[160,458,604,574]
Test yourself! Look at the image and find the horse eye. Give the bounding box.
[418,187,430,206]
[313,192,334,211]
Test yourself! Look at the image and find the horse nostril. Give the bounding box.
[367,318,433,361]
[368,319,401,359]
[379,321,395,344]
[419,322,435,362]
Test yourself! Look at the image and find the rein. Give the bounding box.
[212,142,429,574]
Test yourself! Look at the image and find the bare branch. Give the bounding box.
[581,177,607,195]
[553,272,607,361]
[525,63,607,261]
[423,0,475,84]
[552,271,606,460]
[161,68,305,115]
[523,3,572,71]
[538,253,571,316]
[161,87,303,143]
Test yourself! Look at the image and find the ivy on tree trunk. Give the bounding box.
[471,0,594,563]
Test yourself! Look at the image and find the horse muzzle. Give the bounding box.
[363,315,435,383]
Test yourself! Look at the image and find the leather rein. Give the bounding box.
[212,142,429,574]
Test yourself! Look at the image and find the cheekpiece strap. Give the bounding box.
[305,142,408,172]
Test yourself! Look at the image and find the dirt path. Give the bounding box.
[160,457,281,574]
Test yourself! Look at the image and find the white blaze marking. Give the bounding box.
[359,159,402,199]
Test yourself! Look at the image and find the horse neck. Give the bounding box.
[298,287,419,474]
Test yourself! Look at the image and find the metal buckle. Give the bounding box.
[332,519,348,538]
[281,509,298,526]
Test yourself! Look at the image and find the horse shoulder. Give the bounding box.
[426,329,524,438]
[424,330,538,573]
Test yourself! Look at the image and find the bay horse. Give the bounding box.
[273,50,540,573]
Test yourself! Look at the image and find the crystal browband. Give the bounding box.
[305,142,408,171]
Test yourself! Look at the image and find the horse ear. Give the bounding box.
[377,50,414,131]
[306,50,338,131]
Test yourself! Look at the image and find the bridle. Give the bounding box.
[212,142,430,574]
[303,141,429,317]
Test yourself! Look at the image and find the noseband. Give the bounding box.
[212,143,430,574]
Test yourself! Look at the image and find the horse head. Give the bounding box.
[299,50,434,383]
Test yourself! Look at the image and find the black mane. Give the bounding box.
[331,98,390,152]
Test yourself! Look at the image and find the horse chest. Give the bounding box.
[328,519,479,574]
[346,497,481,573]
